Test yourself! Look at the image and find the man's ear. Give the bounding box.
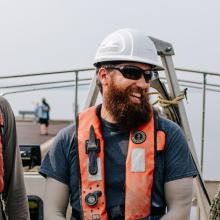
[98,67,109,86]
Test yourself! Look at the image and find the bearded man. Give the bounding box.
[40,29,197,220]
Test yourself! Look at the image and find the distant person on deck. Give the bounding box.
[36,98,50,135]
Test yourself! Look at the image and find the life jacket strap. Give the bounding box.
[85,125,100,175]
[107,205,124,219]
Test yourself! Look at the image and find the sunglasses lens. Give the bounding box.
[120,67,152,82]
[144,71,152,81]
[120,67,142,80]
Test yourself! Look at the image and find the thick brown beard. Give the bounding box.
[104,77,152,131]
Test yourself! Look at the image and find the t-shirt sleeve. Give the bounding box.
[163,120,197,182]
[39,125,74,185]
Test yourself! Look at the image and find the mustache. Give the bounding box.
[126,86,148,99]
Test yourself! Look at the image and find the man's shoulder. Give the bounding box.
[0,96,7,103]
[0,97,15,128]
[56,123,75,141]
[0,96,11,110]
[157,115,181,133]
[157,115,190,154]
[47,124,76,160]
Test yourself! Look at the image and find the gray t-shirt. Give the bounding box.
[0,96,30,220]
[40,114,197,219]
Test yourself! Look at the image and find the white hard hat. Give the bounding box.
[93,28,164,70]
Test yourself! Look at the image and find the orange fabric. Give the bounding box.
[125,116,154,220]
[0,112,4,192]
[78,107,108,220]
[78,107,165,220]
[157,131,166,152]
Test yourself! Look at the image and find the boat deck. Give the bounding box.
[16,118,71,145]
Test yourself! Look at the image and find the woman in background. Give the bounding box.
[36,98,50,135]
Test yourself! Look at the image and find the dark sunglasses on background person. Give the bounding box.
[106,65,153,82]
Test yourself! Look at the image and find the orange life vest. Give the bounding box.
[0,111,4,192]
[77,106,165,220]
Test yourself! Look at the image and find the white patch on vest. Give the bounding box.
[131,148,145,172]
[87,157,102,181]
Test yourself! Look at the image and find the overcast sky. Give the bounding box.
[1,0,220,179]
[0,0,220,75]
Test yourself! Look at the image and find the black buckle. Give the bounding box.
[85,140,100,154]
[85,125,100,175]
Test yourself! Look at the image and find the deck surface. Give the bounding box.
[16,118,71,146]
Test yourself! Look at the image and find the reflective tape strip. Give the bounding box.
[131,148,145,172]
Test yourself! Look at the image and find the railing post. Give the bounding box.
[197,73,207,220]
[74,71,78,122]
[201,73,207,174]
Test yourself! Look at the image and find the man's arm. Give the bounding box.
[44,177,69,220]
[5,141,30,220]
[161,177,193,220]
[39,124,76,219]
[0,97,30,219]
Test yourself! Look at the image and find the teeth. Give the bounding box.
[132,92,141,98]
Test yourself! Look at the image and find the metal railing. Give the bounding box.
[1,66,220,174]
[175,67,220,175]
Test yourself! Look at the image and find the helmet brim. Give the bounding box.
[93,56,164,71]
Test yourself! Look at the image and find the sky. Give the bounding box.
[0,0,220,75]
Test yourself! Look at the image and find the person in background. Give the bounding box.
[36,98,50,135]
[40,29,197,220]
[0,96,30,220]
[34,102,40,123]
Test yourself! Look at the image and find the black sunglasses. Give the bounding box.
[106,65,153,82]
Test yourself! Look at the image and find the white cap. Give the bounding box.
[93,28,164,70]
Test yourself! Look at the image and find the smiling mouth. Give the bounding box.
[130,92,142,102]
[131,92,141,98]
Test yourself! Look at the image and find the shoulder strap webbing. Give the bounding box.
[154,110,166,152]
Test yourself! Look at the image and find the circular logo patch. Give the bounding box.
[131,131,146,144]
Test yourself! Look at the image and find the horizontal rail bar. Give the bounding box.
[0,67,220,80]
[175,67,220,77]
[2,77,220,93]
[0,68,94,79]
[160,80,220,93]
[0,78,91,89]
[179,83,220,93]
[160,76,220,88]
[3,80,220,97]
[1,83,90,96]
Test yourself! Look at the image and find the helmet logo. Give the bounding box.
[131,131,146,144]
[99,34,124,54]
